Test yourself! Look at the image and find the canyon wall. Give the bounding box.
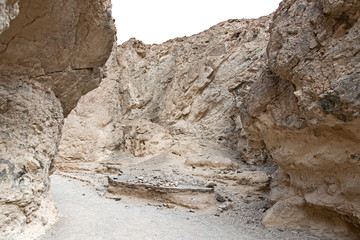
[241,0,360,238]
[0,0,115,239]
[57,15,272,166]
[56,0,360,239]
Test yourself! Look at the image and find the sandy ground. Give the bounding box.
[39,174,326,240]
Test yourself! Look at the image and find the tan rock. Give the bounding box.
[0,0,19,34]
[57,15,272,166]
[204,181,217,188]
[56,50,121,163]
[185,156,238,170]
[216,171,269,191]
[0,80,62,239]
[236,171,269,189]
[0,0,115,239]
[240,0,360,238]
[54,0,360,238]
[0,0,115,116]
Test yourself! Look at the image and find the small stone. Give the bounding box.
[219,202,233,211]
[189,209,195,213]
[219,204,226,210]
[205,181,217,188]
[215,193,226,202]
[165,203,175,209]
[327,183,338,195]
[98,192,105,197]
[225,196,232,202]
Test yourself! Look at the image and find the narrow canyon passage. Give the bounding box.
[2,0,359,239]
[39,175,321,240]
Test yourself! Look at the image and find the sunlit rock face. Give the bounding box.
[241,0,360,238]
[0,0,115,239]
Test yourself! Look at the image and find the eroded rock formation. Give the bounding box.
[0,0,115,239]
[57,15,271,165]
[241,0,360,238]
[56,0,360,239]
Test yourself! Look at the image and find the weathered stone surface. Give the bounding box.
[0,0,115,116]
[0,0,115,239]
[56,49,120,163]
[56,16,277,234]
[0,0,19,34]
[107,175,216,210]
[116,18,270,158]
[267,0,360,123]
[57,16,272,164]
[56,0,360,238]
[185,155,239,170]
[241,0,360,238]
[0,79,61,239]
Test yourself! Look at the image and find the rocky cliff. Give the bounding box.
[241,0,360,238]
[0,0,115,239]
[57,15,271,165]
[54,0,360,239]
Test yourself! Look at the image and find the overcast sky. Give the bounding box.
[112,0,282,45]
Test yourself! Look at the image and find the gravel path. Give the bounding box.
[39,175,323,240]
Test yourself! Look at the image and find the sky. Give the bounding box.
[112,0,282,45]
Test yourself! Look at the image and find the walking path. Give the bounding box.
[39,175,323,240]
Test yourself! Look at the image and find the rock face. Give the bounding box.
[56,0,360,239]
[57,16,272,164]
[0,0,115,116]
[56,49,120,164]
[0,0,115,239]
[0,0,19,34]
[241,0,360,238]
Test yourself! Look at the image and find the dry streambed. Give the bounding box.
[39,174,325,240]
